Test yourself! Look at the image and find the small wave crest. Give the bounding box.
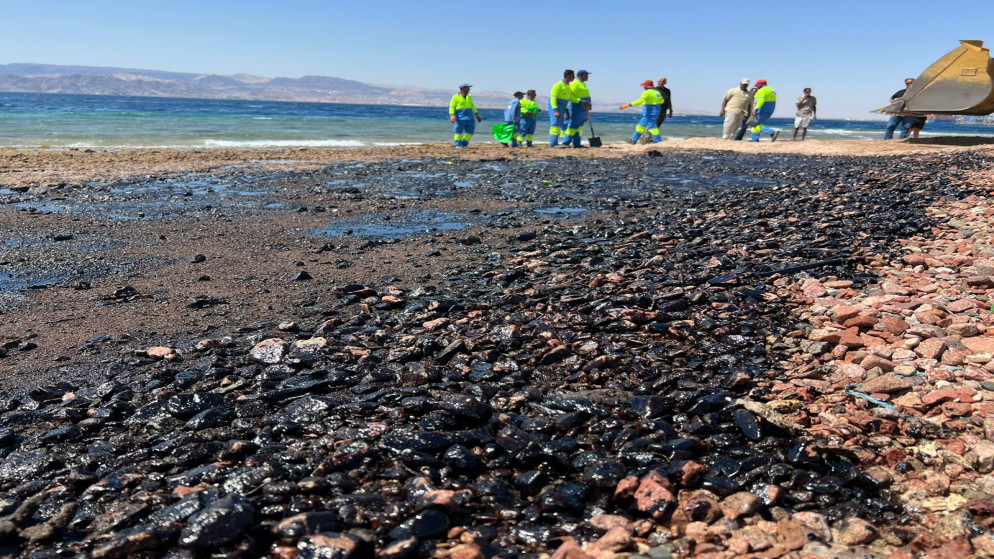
[203,139,367,148]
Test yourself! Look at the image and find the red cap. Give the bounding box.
[755,79,767,86]
[640,80,654,88]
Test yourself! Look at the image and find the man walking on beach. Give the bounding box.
[655,77,673,130]
[884,78,915,140]
[561,70,592,148]
[720,78,751,140]
[793,88,817,140]
[449,83,482,147]
[549,70,575,147]
[501,91,524,147]
[517,90,541,147]
[750,79,779,142]
[620,80,664,144]
[734,87,757,141]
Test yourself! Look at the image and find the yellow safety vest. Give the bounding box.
[521,98,539,117]
[550,81,572,107]
[754,86,777,111]
[570,80,591,103]
[631,89,663,106]
[449,94,478,116]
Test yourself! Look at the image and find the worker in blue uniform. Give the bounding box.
[561,70,591,148]
[503,91,524,147]
[620,80,664,143]
[750,79,780,142]
[449,83,482,147]
[548,69,575,147]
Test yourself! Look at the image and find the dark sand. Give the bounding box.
[2,139,992,389]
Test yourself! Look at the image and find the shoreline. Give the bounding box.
[3,138,994,190]
[1,141,994,557]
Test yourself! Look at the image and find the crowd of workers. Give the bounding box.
[450,73,935,147]
[448,71,822,147]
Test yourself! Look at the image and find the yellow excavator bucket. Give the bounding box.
[876,40,994,116]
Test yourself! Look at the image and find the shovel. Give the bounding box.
[586,111,602,147]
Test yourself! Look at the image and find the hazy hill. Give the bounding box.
[0,63,516,108]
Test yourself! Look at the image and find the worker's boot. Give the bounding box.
[631,132,642,144]
[549,135,559,147]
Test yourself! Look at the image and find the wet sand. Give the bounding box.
[4,137,994,189]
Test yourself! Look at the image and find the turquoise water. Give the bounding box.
[1,92,993,148]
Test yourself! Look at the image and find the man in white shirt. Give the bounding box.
[793,88,817,141]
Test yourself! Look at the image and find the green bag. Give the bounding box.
[491,122,516,143]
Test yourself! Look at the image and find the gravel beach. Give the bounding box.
[1,138,994,558]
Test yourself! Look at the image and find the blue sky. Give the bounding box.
[1,0,992,119]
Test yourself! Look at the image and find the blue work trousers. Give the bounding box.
[453,118,476,146]
[750,105,776,141]
[520,117,537,137]
[632,105,662,143]
[563,103,588,147]
[548,100,569,145]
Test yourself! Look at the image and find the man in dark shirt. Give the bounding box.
[654,77,673,129]
[884,78,914,139]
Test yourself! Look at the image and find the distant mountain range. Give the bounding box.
[0,63,516,108]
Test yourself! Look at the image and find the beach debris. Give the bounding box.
[186,295,227,308]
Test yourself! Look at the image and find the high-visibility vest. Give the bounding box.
[631,88,663,106]
[754,86,777,111]
[521,98,539,117]
[570,80,591,103]
[449,94,478,118]
[550,80,572,108]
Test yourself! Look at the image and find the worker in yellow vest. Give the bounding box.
[620,80,664,143]
[517,90,542,147]
[561,70,592,148]
[548,69,574,147]
[449,83,482,147]
[750,79,780,142]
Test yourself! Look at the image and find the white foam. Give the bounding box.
[814,129,871,137]
[7,139,429,150]
[202,139,367,148]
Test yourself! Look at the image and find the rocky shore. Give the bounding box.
[0,140,993,558]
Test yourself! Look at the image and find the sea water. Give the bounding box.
[1,92,992,149]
